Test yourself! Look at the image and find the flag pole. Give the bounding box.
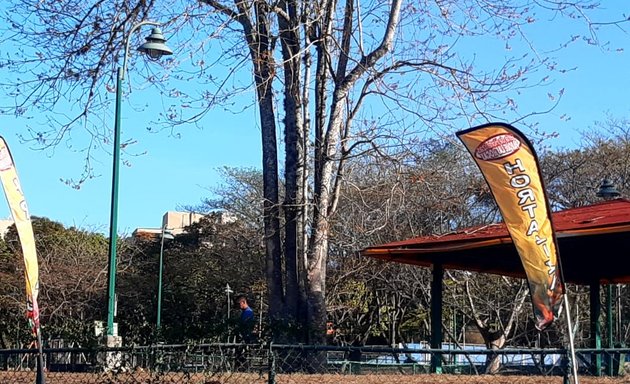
[35,326,46,384]
[563,295,579,384]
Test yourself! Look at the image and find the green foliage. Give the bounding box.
[0,217,109,347]
[116,214,265,344]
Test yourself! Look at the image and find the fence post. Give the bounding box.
[267,342,275,384]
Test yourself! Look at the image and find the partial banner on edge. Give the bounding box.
[456,123,564,330]
[0,137,40,333]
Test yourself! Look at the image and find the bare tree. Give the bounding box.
[463,273,528,373]
[1,0,622,342]
[543,116,630,209]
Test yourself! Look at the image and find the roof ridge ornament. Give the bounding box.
[596,178,621,200]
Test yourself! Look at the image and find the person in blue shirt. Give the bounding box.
[237,296,255,343]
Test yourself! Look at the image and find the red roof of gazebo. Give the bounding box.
[361,198,630,284]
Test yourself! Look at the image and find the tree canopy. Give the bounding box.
[0,128,629,353]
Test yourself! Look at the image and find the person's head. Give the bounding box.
[237,296,249,310]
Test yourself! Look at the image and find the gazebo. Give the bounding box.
[361,198,630,373]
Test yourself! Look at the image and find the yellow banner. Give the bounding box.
[457,123,563,330]
[0,137,40,332]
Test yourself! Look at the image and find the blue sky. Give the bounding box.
[0,5,629,234]
[0,93,262,234]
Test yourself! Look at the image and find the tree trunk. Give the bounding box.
[236,1,284,324]
[307,93,345,343]
[484,333,506,374]
[307,225,329,344]
[279,0,303,335]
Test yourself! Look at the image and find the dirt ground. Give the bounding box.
[0,372,629,384]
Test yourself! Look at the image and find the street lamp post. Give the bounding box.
[106,21,173,341]
[157,226,174,330]
[225,283,233,321]
[225,284,233,342]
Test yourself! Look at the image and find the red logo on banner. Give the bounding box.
[475,134,521,161]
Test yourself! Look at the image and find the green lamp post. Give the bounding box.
[106,22,173,339]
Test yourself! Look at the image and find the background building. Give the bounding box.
[132,211,236,240]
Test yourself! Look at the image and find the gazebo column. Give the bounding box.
[590,283,602,376]
[606,284,614,376]
[430,263,443,373]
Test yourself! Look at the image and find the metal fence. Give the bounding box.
[0,343,628,383]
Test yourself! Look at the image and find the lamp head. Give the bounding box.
[137,27,173,60]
